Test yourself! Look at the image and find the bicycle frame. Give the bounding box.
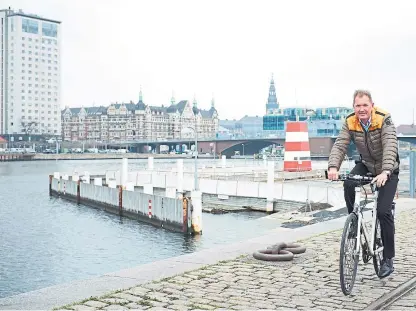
[353,183,383,258]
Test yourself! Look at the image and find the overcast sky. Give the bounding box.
[5,0,416,125]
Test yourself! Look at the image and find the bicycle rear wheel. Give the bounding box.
[373,216,384,276]
[340,213,359,295]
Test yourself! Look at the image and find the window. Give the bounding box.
[22,18,39,34]
[42,22,58,37]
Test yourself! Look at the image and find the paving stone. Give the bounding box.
[83,300,108,308]
[168,305,189,311]
[101,298,129,305]
[68,305,97,311]
[126,287,151,296]
[103,305,128,311]
[111,292,143,302]
[55,208,416,311]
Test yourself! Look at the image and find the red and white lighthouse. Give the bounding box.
[283,121,312,172]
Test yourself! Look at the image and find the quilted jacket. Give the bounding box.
[328,106,399,176]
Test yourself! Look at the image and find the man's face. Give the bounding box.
[353,95,374,122]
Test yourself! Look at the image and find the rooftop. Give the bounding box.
[3,8,61,24]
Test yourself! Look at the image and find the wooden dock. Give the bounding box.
[0,153,36,162]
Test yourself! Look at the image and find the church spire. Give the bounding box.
[192,94,199,115]
[139,85,143,102]
[171,90,175,105]
[266,74,279,115]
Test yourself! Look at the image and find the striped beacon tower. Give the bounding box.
[283,121,312,172]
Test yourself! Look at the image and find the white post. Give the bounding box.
[191,190,202,234]
[144,184,153,195]
[177,159,184,193]
[148,156,154,171]
[266,160,275,212]
[165,187,176,198]
[125,182,134,191]
[82,171,91,184]
[121,158,128,188]
[221,155,226,168]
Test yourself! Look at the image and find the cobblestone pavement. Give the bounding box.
[56,208,416,311]
[386,287,416,310]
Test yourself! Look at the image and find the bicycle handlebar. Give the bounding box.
[324,170,374,182]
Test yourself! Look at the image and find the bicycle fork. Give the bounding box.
[354,186,362,259]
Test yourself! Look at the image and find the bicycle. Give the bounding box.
[325,171,396,296]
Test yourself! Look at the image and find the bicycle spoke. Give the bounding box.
[340,214,359,295]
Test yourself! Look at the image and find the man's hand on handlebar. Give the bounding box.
[372,171,389,188]
[327,167,339,180]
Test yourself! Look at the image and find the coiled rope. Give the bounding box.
[252,242,306,261]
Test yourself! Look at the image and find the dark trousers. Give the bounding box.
[343,163,398,259]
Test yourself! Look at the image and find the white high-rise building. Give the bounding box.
[0,8,61,136]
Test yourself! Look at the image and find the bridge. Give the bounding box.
[102,134,416,158]
[101,136,335,157]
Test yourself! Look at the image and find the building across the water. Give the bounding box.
[0,8,62,136]
[61,90,219,142]
[219,75,353,138]
[262,75,353,137]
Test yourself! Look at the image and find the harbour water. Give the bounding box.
[0,156,411,299]
[0,158,277,299]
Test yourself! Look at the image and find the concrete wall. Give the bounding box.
[50,176,192,233]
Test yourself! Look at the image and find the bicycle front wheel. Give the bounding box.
[340,213,359,295]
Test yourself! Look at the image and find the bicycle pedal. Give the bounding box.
[362,247,370,263]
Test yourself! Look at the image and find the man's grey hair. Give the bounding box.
[353,89,373,104]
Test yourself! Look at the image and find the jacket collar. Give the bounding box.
[353,107,380,129]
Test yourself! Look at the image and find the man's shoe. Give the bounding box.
[378,258,394,278]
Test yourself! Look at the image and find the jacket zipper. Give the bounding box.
[364,130,377,174]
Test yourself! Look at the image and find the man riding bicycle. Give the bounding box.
[327,89,399,279]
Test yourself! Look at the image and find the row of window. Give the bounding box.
[10,116,59,124]
[20,109,58,114]
[10,79,58,88]
[9,53,59,63]
[18,43,58,52]
[9,67,59,75]
[9,74,59,81]
[21,96,58,101]
[20,37,57,45]
[10,103,59,114]
[10,42,56,52]
[8,94,58,102]
[10,60,59,68]
[21,54,58,61]
[21,18,58,38]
